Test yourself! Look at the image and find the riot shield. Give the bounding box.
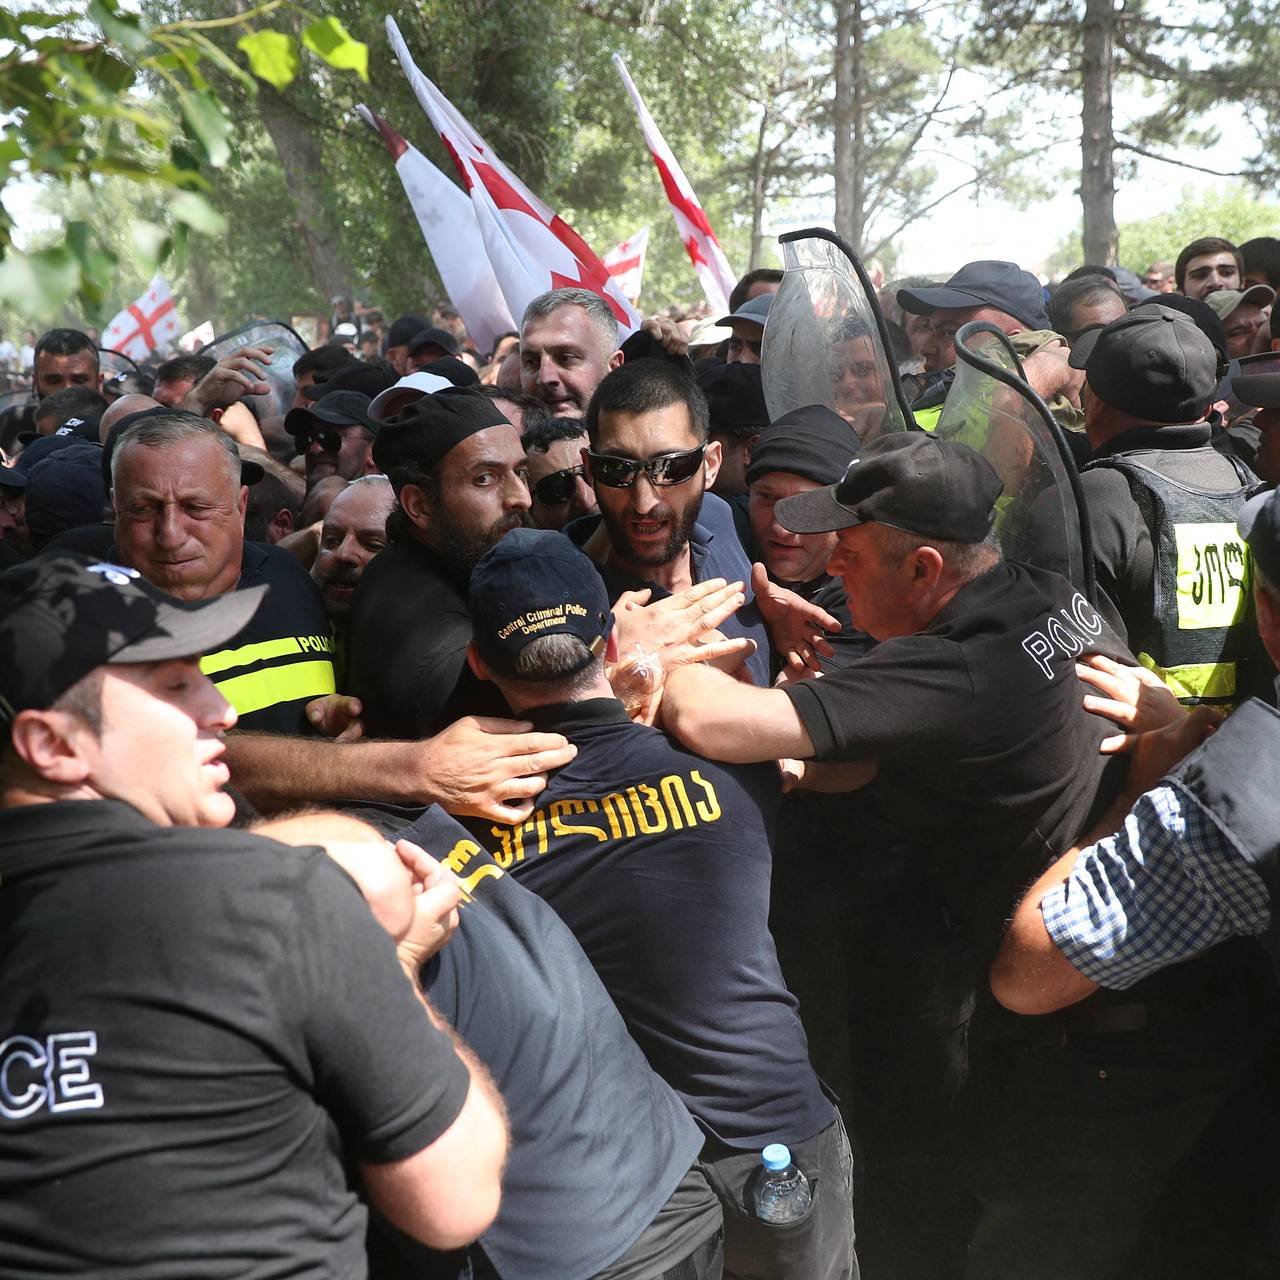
[200,320,309,437]
[98,348,140,380]
[761,228,914,440]
[0,388,34,455]
[934,321,1096,602]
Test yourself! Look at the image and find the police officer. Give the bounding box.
[1071,303,1273,705]
[462,527,856,1280]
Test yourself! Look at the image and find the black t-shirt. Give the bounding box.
[784,561,1132,950]
[345,538,508,739]
[370,805,716,1280]
[0,800,470,1280]
[197,540,337,734]
[461,699,835,1150]
[38,521,116,558]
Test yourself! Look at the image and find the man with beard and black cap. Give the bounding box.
[344,387,531,737]
[1071,304,1274,707]
[385,314,431,375]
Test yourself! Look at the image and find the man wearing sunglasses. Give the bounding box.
[575,359,772,687]
[284,389,380,491]
[522,416,598,531]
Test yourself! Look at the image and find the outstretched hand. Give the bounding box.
[751,563,839,673]
[187,344,274,414]
[1077,654,1197,754]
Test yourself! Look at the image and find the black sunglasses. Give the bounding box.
[302,428,343,454]
[585,445,706,489]
[533,464,587,506]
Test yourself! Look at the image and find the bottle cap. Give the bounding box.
[762,1143,791,1171]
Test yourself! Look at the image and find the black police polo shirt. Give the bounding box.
[784,561,1133,950]
[0,799,469,1278]
[371,805,716,1280]
[461,697,836,1151]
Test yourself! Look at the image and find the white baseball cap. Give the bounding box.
[368,371,452,423]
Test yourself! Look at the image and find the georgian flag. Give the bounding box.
[101,275,183,361]
[356,105,515,354]
[386,18,640,336]
[612,54,736,317]
[603,227,649,305]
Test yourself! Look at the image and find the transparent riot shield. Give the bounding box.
[1227,348,1280,425]
[0,388,33,455]
[934,321,1096,602]
[761,228,915,441]
[98,348,140,380]
[200,320,309,432]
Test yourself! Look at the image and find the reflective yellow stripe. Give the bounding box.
[1137,652,1236,702]
[914,405,941,433]
[201,636,301,677]
[213,660,335,717]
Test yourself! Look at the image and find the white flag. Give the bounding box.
[602,227,649,305]
[612,54,736,316]
[386,18,640,336]
[101,275,183,361]
[356,104,515,354]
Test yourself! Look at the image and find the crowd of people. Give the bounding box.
[2,225,1280,1280]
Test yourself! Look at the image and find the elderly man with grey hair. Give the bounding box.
[110,412,337,735]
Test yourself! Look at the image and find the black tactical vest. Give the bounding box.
[1086,448,1266,705]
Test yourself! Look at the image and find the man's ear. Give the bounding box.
[702,438,723,487]
[269,507,294,542]
[607,348,625,373]
[399,482,433,531]
[911,545,945,591]
[604,627,620,666]
[237,485,249,523]
[466,641,491,683]
[9,709,94,787]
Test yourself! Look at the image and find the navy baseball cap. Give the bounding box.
[1239,488,1280,588]
[407,326,460,358]
[775,432,1003,542]
[285,390,375,440]
[469,528,614,680]
[0,553,265,723]
[898,260,1050,330]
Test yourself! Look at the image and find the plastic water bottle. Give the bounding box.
[753,1143,813,1224]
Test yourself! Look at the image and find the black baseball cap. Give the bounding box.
[407,326,460,358]
[1239,488,1280,588]
[1132,293,1228,364]
[469,528,613,680]
[1,432,84,490]
[284,390,375,441]
[898,260,1050,330]
[301,361,399,402]
[1069,305,1218,423]
[24,443,106,550]
[415,356,480,388]
[775,432,1003,542]
[0,553,265,724]
[746,404,861,488]
[698,362,768,436]
[387,314,431,349]
[373,386,512,476]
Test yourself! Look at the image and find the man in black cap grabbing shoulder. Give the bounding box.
[658,431,1143,1277]
[344,387,531,738]
[0,553,507,1276]
[1071,302,1274,706]
[462,527,856,1280]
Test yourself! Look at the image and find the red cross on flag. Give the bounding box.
[101,275,183,362]
[612,55,736,317]
[386,18,640,336]
[602,227,649,305]
[357,104,515,354]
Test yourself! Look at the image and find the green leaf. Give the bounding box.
[71,46,136,95]
[170,190,227,236]
[87,0,150,54]
[0,245,81,319]
[0,133,24,169]
[178,88,230,168]
[237,30,299,91]
[130,220,169,273]
[301,17,368,82]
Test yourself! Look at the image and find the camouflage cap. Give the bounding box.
[0,553,265,723]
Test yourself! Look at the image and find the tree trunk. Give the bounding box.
[256,87,357,304]
[833,0,865,250]
[1080,0,1118,266]
[749,103,772,270]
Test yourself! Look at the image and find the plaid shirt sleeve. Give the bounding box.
[1039,785,1273,990]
